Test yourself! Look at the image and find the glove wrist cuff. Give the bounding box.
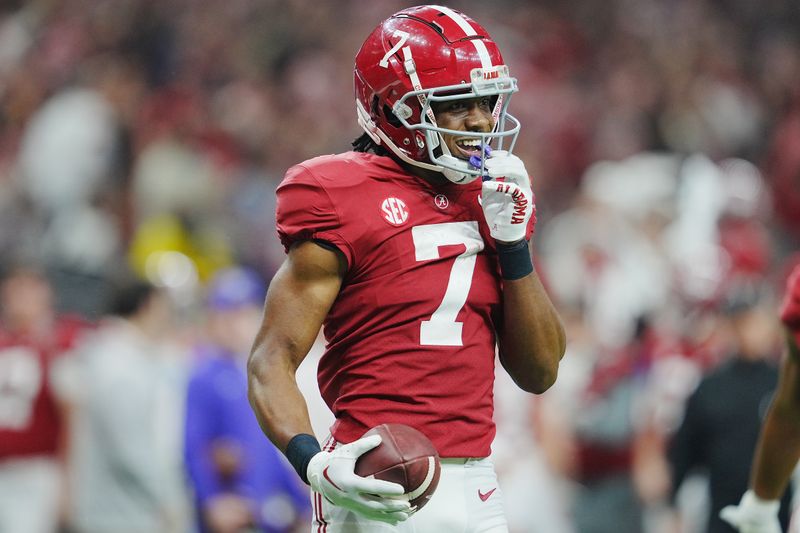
[497,239,533,280]
[742,490,780,514]
[285,433,321,485]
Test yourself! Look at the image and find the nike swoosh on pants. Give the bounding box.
[478,488,496,502]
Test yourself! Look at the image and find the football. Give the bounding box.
[354,423,441,511]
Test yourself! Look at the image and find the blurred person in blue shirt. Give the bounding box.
[184,267,310,533]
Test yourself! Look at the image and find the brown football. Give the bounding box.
[354,423,441,511]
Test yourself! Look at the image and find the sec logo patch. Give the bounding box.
[381,197,409,226]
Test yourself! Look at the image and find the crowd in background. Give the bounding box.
[1,0,800,532]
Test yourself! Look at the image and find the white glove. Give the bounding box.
[720,490,782,533]
[307,434,411,524]
[483,150,530,187]
[481,151,534,243]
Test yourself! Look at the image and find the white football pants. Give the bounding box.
[310,438,508,533]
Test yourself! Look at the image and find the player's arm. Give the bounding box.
[247,240,411,523]
[750,337,800,500]
[720,264,800,533]
[247,239,343,453]
[496,266,565,393]
[481,152,566,393]
[718,339,800,533]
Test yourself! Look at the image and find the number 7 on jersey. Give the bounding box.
[412,221,484,346]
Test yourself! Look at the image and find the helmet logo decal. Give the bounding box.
[381,197,410,226]
[434,194,449,210]
[379,30,410,68]
[471,65,510,86]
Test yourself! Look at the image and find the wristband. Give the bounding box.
[285,433,321,485]
[497,239,533,280]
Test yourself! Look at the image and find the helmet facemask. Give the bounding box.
[405,66,519,183]
[372,66,520,184]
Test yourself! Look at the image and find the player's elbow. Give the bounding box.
[503,354,560,394]
[519,364,559,394]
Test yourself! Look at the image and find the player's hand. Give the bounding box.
[307,434,411,524]
[483,150,530,187]
[780,265,800,349]
[719,490,781,533]
[481,151,535,243]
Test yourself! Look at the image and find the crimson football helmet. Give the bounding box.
[354,5,520,184]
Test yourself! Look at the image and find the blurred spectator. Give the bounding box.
[718,262,800,532]
[184,267,310,533]
[765,109,800,245]
[551,313,653,533]
[0,264,87,533]
[493,358,575,533]
[667,288,792,533]
[57,277,189,533]
[15,55,139,318]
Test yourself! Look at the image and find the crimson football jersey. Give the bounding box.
[277,152,532,457]
[0,317,87,458]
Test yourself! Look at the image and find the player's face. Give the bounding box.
[0,272,53,329]
[431,96,495,160]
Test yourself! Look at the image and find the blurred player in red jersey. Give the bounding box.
[720,263,800,533]
[0,265,87,533]
[247,5,566,532]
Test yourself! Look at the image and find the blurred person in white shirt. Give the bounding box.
[56,277,189,533]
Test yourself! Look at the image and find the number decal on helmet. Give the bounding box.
[379,30,410,68]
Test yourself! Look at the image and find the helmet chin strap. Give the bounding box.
[441,163,477,184]
[428,130,480,184]
[438,151,478,184]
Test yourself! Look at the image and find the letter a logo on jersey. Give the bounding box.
[381,197,410,226]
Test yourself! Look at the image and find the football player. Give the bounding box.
[247,6,566,532]
[0,266,88,533]
[720,263,800,533]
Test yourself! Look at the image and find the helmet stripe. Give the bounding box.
[470,40,494,71]
[431,5,477,35]
[430,5,493,70]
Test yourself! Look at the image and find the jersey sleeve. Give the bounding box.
[275,164,354,267]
